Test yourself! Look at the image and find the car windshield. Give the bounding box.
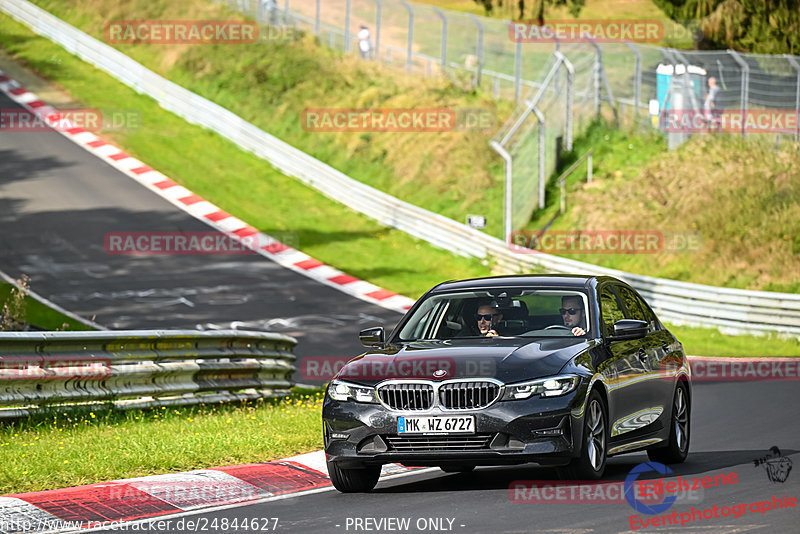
[396,288,590,341]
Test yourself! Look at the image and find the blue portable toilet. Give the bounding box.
[656,64,707,112]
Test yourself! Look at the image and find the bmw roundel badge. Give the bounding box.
[433,369,447,378]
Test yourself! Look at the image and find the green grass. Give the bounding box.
[27,0,513,240]
[0,282,93,331]
[0,391,325,494]
[668,324,800,357]
[0,12,490,300]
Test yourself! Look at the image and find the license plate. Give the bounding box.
[398,416,475,435]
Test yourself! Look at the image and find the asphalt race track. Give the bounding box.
[0,90,401,376]
[2,77,800,534]
[90,380,799,534]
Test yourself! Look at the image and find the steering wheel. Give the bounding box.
[544,325,571,330]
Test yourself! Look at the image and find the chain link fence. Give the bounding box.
[226,0,800,237]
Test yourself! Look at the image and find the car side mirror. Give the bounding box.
[612,319,647,340]
[359,326,385,347]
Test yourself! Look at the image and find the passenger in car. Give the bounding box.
[561,295,587,336]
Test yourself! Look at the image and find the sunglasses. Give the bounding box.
[559,308,581,316]
[475,313,499,321]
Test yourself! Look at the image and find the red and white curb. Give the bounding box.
[0,451,423,534]
[0,69,415,314]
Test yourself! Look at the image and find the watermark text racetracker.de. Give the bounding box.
[104,20,258,44]
[302,356,496,381]
[0,356,111,381]
[104,231,298,255]
[509,19,664,43]
[662,359,800,382]
[301,108,495,132]
[0,108,142,132]
[509,230,702,254]
[509,480,704,505]
[663,109,800,134]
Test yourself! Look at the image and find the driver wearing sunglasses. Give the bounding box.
[475,304,503,337]
[560,295,586,336]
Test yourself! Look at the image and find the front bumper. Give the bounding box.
[322,389,586,468]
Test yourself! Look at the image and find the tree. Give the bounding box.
[652,0,800,54]
[473,0,586,25]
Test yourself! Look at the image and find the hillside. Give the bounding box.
[9,0,800,292]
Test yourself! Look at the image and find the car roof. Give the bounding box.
[430,274,617,293]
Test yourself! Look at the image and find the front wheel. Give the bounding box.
[647,382,690,464]
[559,390,607,480]
[327,460,381,493]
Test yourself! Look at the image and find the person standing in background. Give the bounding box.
[704,76,721,131]
[357,26,372,59]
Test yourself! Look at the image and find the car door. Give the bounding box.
[597,283,651,444]
[616,284,670,432]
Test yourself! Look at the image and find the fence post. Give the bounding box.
[785,54,800,142]
[728,50,749,138]
[593,43,601,116]
[314,0,320,34]
[534,107,546,210]
[468,14,484,87]
[624,41,641,116]
[433,6,447,72]
[514,39,522,102]
[344,0,351,53]
[589,38,617,118]
[489,141,513,244]
[373,0,382,60]
[555,51,574,151]
[587,151,593,183]
[401,0,413,72]
[284,0,289,26]
[672,49,702,111]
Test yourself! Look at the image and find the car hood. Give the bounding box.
[333,338,591,386]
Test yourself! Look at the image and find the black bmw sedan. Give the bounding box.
[322,274,691,492]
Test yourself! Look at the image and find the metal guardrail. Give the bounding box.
[2,0,799,337]
[0,330,296,418]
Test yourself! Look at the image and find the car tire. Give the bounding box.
[560,390,607,480]
[440,465,475,473]
[327,461,381,493]
[647,382,690,464]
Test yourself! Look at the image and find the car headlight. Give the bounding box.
[327,380,378,403]
[502,375,579,400]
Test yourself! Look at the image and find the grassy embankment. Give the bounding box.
[0,281,92,331]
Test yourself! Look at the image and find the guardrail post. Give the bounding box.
[401,0,413,72]
[344,0,351,53]
[624,41,642,116]
[785,55,800,142]
[728,50,749,138]
[533,107,546,210]
[314,0,320,34]
[433,6,447,72]
[468,14,484,87]
[490,141,513,244]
